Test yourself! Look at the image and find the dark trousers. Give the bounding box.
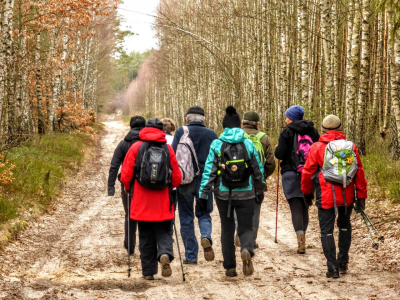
[177,177,213,262]
[216,198,254,269]
[318,206,353,270]
[121,183,137,253]
[288,197,309,235]
[138,220,174,276]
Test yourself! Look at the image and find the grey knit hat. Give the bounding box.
[321,114,342,133]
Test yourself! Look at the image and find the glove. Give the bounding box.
[355,198,366,213]
[255,193,264,205]
[196,198,208,213]
[303,193,314,207]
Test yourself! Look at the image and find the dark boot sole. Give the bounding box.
[201,238,215,261]
[241,249,254,276]
[160,254,172,277]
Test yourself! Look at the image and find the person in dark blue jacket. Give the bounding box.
[108,115,145,255]
[172,106,218,264]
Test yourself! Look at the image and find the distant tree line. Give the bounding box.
[125,0,400,157]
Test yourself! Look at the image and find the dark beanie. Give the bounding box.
[243,111,260,122]
[130,115,146,129]
[186,106,204,116]
[145,118,164,130]
[285,105,304,122]
[322,114,342,133]
[222,106,241,129]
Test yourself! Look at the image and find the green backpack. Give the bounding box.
[244,132,266,164]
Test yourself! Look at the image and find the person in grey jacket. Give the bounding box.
[197,106,266,277]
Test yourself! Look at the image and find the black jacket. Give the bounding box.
[274,120,320,174]
[108,127,143,196]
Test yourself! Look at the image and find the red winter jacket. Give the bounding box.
[301,131,367,209]
[120,127,182,221]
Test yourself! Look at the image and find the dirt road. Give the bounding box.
[0,121,399,299]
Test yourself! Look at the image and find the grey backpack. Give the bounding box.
[321,139,358,188]
[176,126,200,185]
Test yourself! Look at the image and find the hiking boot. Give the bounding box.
[235,235,241,247]
[326,268,340,279]
[160,254,172,277]
[142,275,154,280]
[201,237,215,261]
[241,249,254,276]
[339,263,348,274]
[225,268,237,277]
[183,260,198,265]
[297,233,305,254]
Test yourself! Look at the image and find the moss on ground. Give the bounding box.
[0,133,95,249]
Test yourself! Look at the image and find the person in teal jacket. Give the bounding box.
[197,106,266,277]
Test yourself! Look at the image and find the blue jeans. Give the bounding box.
[177,177,213,262]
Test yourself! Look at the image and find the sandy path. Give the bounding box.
[0,121,399,300]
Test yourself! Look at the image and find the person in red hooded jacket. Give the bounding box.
[121,118,182,280]
[301,115,367,279]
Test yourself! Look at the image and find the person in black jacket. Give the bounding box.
[108,115,145,255]
[274,105,319,254]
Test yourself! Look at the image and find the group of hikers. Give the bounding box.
[108,104,367,280]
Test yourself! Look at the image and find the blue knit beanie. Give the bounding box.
[285,105,304,122]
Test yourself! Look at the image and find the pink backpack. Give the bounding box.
[291,134,314,173]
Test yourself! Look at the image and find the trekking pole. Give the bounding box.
[127,190,131,278]
[360,210,379,249]
[360,207,385,243]
[275,160,280,243]
[173,219,186,281]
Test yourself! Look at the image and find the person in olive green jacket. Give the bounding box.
[234,111,276,248]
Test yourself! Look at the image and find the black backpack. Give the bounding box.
[216,141,252,189]
[134,141,172,190]
[215,141,252,217]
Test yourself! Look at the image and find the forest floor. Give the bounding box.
[0,120,399,300]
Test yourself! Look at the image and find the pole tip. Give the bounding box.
[274,238,278,243]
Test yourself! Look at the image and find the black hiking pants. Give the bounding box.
[288,197,309,235]
[138,220,174,276]
[318,206,353,271]
[121,183,137,254]
[216,198,254,270]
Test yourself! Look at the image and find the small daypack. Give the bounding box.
[291,133,314,173]
[215,141,252,218]
[176,126,200,185]
[321,140,358,188]
[217,142,252,189]
[244,132,266,164]
[134,141,172,190]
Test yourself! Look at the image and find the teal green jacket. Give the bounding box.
[199,128,266,200]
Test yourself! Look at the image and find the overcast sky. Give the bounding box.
[117,0,160,53]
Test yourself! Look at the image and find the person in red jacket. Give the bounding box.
[121,118,182,280]
[301,115,367,279]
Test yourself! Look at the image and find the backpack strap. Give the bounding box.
[331,183,338,216]
[291,132,300,173]
[255,132,266,140]
[341,186,347,215]
[227,188,232,218]
[134,141,150,180]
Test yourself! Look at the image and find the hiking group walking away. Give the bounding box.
[107,104,368,280]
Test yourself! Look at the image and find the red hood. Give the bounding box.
[139,127,167,143]
[319,130,346,143]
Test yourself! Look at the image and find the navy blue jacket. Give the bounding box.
[172,121,218,173]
